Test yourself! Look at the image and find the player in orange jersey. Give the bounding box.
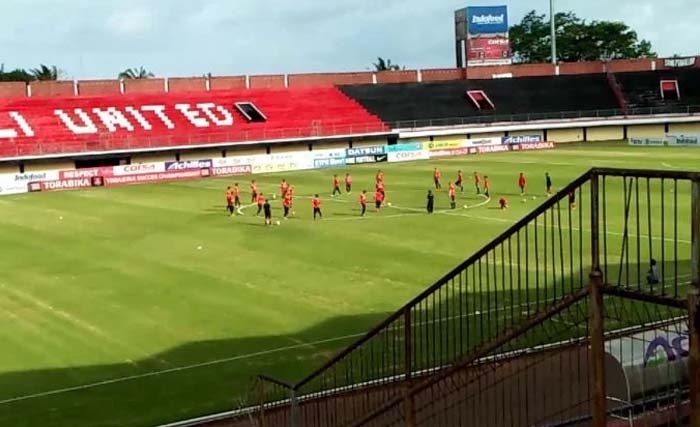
[225,187,234,215]
[474,172,481,195]
[250,180,258,203]
[332,174,341,196]
[483,176,490,198]
[345,173,353,193]
[456,170,464,192]
[518,172,527,195]
[256,192,265,216]
[374,189,384,212]
[283,190,293,219]
[312,194,322,220]
[280,179,289,198]
[359,190,367,216]
[433,168,442,190]
[232,183,241,208]
[499,196,508,210]
[448,182,457,209]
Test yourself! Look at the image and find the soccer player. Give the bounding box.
[232,183,241,208]
[456,170,464,192]
[483,176,490,198]
[226,187,234,215]
[250,180,258,203]
[499,196,509,210]
[448,181,457,209]
[568,190,576,210]
[374,188,384,212]
[376,180,385,197]
[545,172,553,196]
[283,190,293,219]
[433,168,442,190]
[518,172,527,195]
[359,190,367,216]
[280,179,289,198]
[312,194,322,220]
[332,174,341,196]
[426,190,434,214]
[474,172,481,194]
[345,173,353,193]
[376,170,384,185]
[256,192,265,216]
[263,198,272,226]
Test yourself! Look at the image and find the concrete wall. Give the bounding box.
[508,130,545,138]
[209,76,247,90]
[31,81,75,97]
[271,143,308,153]
[168,77,207,93]
[0,163,19,174]
[313,141,350,150]
[548,128,584,143]
[124,79,166,94]
[0,82,26,98]
[586,126,625,141]
[24,159,75,171]
[627,124,665,139]
[179,148,225,160]
[352,138,389,147]
[668,123,700,134]
[470,131,505,139]
[78,80,121,95]
[225,146,266,156]
[249,75,285,89]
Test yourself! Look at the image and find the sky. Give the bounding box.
[1,0,697,80]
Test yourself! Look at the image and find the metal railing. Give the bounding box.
[224,168,700,427]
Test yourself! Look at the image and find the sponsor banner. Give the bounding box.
[311,148,346,159]
[38,178,95,192]
[346,146,385,157]
[104,169,204,186]
[472,144,511,154]
[464,136,502,147]
[0,171,60,195]
[253,160,309,174]
[430,147,473,158]
[606,322,688,368]
[112,162,166,176]
[513,142,555,151]
[59,167,113,179]
[388,150,430,163]
[424,140,463,151]
[502,135,543,144]
[0,177,30,195]
[386,142,423,152]
[467,6,508,34]
[314,158,347,168]
[664,57,696,68]
[210,165,252,177]
[668,134,700,146]
[165,159,213,171]
[467,37,512,64]
[628,137,667,146]
[345,154,388,165]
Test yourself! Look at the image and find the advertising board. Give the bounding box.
[667,134,700,146]
[387,150,430,163]
[466,6,508,34]
[628,137,667,146]
[467,37,512,63]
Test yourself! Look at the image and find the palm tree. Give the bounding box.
[373,57,402,71]
[30,64,60,81]
[119,67,154,79]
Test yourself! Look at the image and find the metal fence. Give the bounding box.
[214,168,700,427]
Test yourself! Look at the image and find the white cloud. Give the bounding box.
[106,7,153,37]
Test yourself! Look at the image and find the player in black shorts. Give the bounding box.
[263,199,272,225]
[545,172,553,196]
[426,190,434,214]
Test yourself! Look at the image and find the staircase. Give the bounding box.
[193,168,700,427]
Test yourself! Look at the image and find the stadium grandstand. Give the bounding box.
[2,5,700,427]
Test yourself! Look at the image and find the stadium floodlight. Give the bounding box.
[550,0,557,64]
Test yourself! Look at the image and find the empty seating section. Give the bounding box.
[339,74,620,126]
[615,68,700,109]
[0,87,387,158]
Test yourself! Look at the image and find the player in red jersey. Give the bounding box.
[232,183,241,208]
[283,190,293,219]
[226,187,234,215]
[376,180,385,197]
[483,176,490,198]
[374,189,384,212]
[312,194,322,220]
[376,170,385,185]
[456,170,464,192]
[359,190,367,216]
[518,172,527,195]
[256,193,265,216]
[433,168,442,190]
[474,172,481,195]
[280,179,289,198]
[448,182,457,209]
[250,180,258,203]
[345,173,353,193]
[332,174,341,196]
[499,196,509,210]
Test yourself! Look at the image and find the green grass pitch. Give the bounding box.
[0,141,697,427]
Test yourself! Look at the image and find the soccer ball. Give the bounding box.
[387,202,392,207]
[59,216,64,220]
[272,194,276,200]
[532,196,537,200]
[522,199,527,203]
[463,204,468,209]
[276,220,281,226]
[292,211,296,216]
[197,245,203,250]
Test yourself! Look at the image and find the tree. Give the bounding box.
[118,67,154,79]
[0,64,35,82]
[373,57,403,71]
[30,64,60,81]
[509,10,656,63]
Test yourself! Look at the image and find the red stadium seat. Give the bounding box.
[660,80,680,101]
